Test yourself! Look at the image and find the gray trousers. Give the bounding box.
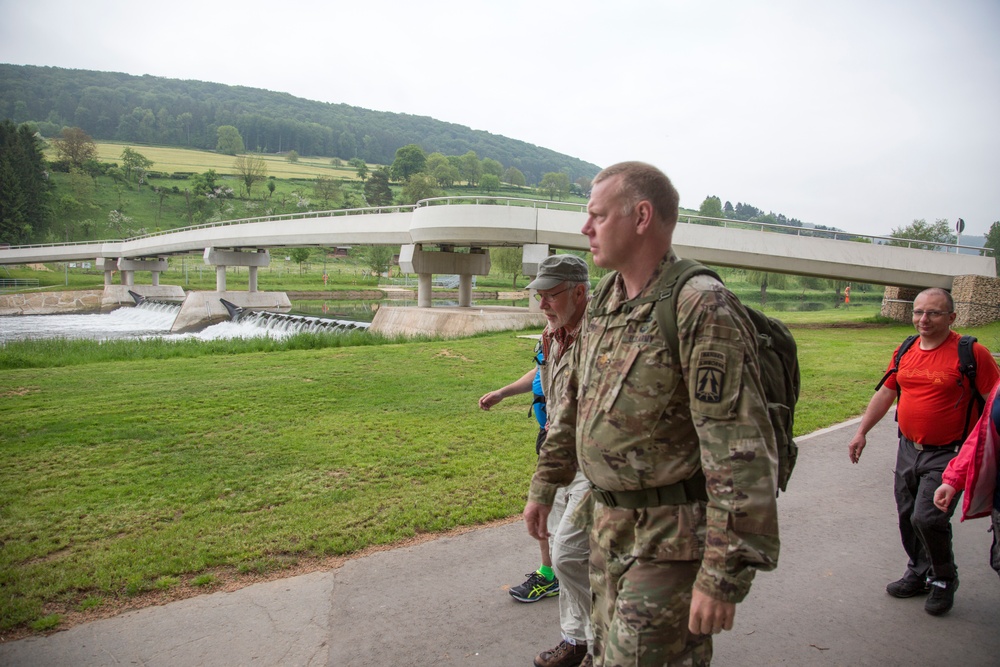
[894,437,960,582]
[547,471,593,646]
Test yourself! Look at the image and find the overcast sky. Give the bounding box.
[2,0,998,240]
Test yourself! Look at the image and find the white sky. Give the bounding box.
[2,0,998,240]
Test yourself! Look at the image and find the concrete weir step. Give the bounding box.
[369,305,546,338]
[170,291,292,333]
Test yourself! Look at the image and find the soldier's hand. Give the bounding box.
[523,501,551,540]
[934,483,957,512]
[688,588,735,635]
[848,434,866,464]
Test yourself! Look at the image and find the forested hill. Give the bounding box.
[0,64,600,185]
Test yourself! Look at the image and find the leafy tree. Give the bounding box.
[540,172,571,200]
[504,166,526,187]
[120,146,153,185]
[363,167,393,206]
[313,175,341,208]
[426,152,460,187]
[698,195,723,219]
[491,246,523,288]
[52,126,97,167]
[289,247,311,274]
[460,150,482,187]
[400,173,441,204]
[480,173,501,193]
[723,200,735,216]
[888,218,955,251]
[984,221,1000,273]
[390,143,426,182]
[574,176,592,194]
[481,157,504,178]
[352,244,395,277]
[286,150,299,163]
[234,154,268,198]
[216,125,244,155]
[349,157,368,181]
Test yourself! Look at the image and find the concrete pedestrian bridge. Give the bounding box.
[1,197,996,334]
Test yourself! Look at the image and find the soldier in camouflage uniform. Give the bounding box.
[524,162,780,666]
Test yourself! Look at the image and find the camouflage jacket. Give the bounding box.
[528,251,780,601]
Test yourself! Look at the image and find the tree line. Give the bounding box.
[0,64,600,187]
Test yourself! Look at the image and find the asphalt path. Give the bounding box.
[2,417,998,666]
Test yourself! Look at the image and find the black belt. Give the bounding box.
[590,470,708,509]
[904,436,961,453]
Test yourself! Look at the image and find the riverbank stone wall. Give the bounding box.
[0,290,103,315]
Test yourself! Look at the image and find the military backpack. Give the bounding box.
[591,258,800,494]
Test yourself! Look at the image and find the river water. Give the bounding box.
[0,302,368,344]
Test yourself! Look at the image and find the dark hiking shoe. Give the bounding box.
[925,578,958,615]
[509,571,559,602]
[886,577,930,598]
[533,640,588,667]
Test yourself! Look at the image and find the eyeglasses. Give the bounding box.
[912,310,951,318]
[533,285,571,303]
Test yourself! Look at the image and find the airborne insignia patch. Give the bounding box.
[695,350,726,403]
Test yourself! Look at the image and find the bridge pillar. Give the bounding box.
[203,247,270,292]
[96,257,117,285]
[118,257,168,289]
[880,286,921,322]
[952,275,1000,326]
[522,244,551,313]
[418,273,432,308]
[399,244,491,308]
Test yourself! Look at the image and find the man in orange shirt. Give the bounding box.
[848,287,999,615]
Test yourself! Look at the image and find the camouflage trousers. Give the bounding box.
[590,505,711,667]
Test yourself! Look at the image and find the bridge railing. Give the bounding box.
[128,204,418,241]
[416,196,588,213]
[677,213,993,256]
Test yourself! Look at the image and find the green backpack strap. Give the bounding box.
[653,259,721,353]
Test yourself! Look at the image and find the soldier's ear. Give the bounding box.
[634,200,654,233]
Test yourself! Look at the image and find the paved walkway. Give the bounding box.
[2,417,998,666]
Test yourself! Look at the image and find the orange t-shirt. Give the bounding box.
[884,330,1000,445]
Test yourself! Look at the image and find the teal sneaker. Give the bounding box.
[509,571,559,602]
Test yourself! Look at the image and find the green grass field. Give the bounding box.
[2,316,999,637]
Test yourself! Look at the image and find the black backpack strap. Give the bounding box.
[958,335,983,440]
[874,334,919,392]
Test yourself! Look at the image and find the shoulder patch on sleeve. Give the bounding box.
[695,349,726,403]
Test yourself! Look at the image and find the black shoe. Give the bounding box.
[925,578,958,615]
[509,571,559,602]
[886,577,930,598]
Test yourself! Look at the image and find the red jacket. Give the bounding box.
[942,382,1000,521]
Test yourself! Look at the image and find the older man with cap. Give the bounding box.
[479,254,594,667]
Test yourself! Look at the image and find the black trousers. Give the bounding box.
[894,437,960,582]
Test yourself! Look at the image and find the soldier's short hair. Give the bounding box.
[593,161,680,226]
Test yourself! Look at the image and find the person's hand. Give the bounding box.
[688,588,735,636]
[848,433,866,464]
[479,391,502,410]
[523,501,551,540]
[934,483,957,513]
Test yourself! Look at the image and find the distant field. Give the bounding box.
[83,142,365,180]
